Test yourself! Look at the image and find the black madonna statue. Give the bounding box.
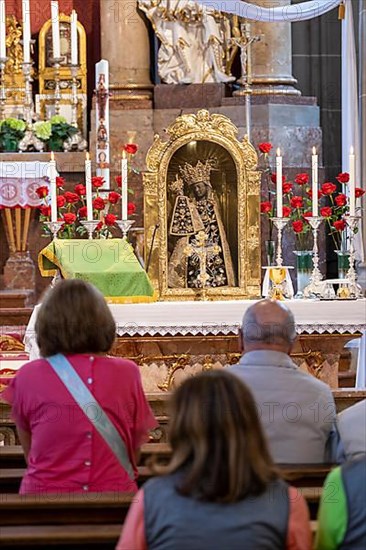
[168,159,235,289]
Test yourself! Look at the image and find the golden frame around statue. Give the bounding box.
[143,109,261,301]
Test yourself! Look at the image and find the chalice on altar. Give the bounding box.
[268,267,287,301]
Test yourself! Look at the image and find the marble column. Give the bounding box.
[100,0,152,99]
[246,0,300,95]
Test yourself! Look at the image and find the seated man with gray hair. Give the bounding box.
[229,299,344,464]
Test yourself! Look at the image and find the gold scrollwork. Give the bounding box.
[143,110,262,301]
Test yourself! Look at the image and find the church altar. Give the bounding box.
[24,298,366,392]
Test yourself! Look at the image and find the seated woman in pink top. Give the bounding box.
[3,279,157,494]
[117,371,312,550]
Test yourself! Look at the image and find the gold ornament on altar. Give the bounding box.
[143,109,262,301]
[268,267,287,301]
[4,16,29,103]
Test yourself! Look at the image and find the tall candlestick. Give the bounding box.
[85,152,93,221]
[49,152,57,223]
[276,148,283,217]
[121,151,128,221]
[22,0,31,63]
[349,146,356,216]
[311,146,319,217]
[95,60,110,189]
[51,1,60,60]
[70,10,78,66]
[0,1,6,60]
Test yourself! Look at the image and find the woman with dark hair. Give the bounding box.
[117,370,311,550]
[3,279,156,494]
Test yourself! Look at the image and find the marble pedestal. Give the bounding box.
[3,252,36,294]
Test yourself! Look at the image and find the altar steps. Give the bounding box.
[0,308,33,327]
[0,290,34,309]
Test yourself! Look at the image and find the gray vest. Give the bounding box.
[340,458,366,550]
[144,473,290,550]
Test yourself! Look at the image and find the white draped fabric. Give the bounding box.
[196,0,341,22]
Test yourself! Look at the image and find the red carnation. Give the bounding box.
[355,187,366,198]
[92,176,105,188]
[303,211,312,218]
[115,175,122,187]
[283,183,293,194]
[123,143,138,155]
[335,193,347,206]
[295,173,309,185]
[128,202,136,216]
[336,172,350,184]
[333,219,346,232]
[63,212,76,225]
[321,182,337,195]
[260,201,272,214]
[39,205,51,217]
[56,176,65,188]
[282,206,291,218]
[290,196,304,209]
[78,206,87,218]
[63,191,80,204]
[320,206,332,218]
[96,221,103,231]
[36,185,49,199]
[258,142,272,154]
[105,213,117,226]
[271,173,286,184]
[93,197,106,211]
[292,220,304,233]
[108,191,121,204]
[74,184,86,196]
[57,195,66,208]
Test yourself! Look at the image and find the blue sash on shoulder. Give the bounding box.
[47,353,134,480]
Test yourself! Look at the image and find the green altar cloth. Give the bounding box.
[38,239,156,303]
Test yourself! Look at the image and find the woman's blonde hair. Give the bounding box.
[154,370,278,503]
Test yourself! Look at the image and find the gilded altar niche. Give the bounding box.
[143,110,261,301]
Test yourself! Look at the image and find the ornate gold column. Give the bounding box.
[100,0,152,99]
[246,0,300,95]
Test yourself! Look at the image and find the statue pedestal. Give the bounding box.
[3,252,36,294]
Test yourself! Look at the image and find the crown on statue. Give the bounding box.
[179,160,213,187]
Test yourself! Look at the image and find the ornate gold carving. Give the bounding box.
[248,224,260,251]
[0,336,25,352]
[143,110,262,301]
[4,16,28,103]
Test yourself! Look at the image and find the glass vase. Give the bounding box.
[294,250,313,298]
[265,240,276,266]
[336,251,350,279]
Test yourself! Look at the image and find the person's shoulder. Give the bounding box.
[292,367,333,394]
[14,358,49,379]
[103,356,140,376]
[339,398,366,421]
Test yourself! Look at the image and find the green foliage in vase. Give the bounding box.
[0,118,26,152]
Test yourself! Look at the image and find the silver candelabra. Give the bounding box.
[44,221,63,240]
[117,219,135,240]
[344,215,363,298]
[303,217,324,298]
[50,57,63,116]
[81,220,100,240]
[18,60,44,152]
[63,64,87,152]
[0,57,8,121]
[272,217,289,266]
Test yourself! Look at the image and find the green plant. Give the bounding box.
[45,116,78,151]
[0,118,26,152]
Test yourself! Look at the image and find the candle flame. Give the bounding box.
[50,151,55,161]
[86,152,90,161]
[350,146,354,155]
[276,148,281,157]
[122,150,127,160]
[312,147,317,155]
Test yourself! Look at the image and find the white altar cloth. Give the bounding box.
[25,299,366,357]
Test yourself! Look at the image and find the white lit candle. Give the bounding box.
[349,146,356,216]
[276,148,283,217]
[311,147,319,217]
[51,1,60,60]
[85,152,93,221]
[70,9,78,66]
[121,151,128,221]
[0,0,6,60]
[22,0,31,63]
[49,152,58,223]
